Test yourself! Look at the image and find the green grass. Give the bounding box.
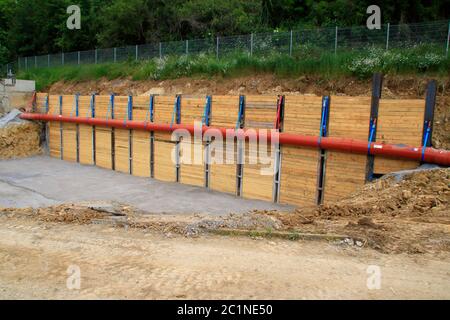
[17,46,450,90]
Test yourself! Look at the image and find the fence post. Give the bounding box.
[135,45,139,61]
[25,57,28,70]
[386,23,390,50]
[62,52,64,65]
[289,30,293,56]
[186,40,189,56]
[159,42,162,59]
[216,36,219,59]
[334,26,338,55]
[34,56,37,68]
[250,33,253,56]
[95,49,98,64]
[48,54,50,67]
[78,51,81,65]
[113,47,117,63]
[18,57,20,71]
[446,20,450,58]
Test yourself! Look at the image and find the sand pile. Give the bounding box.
[0,111,42,159]
[315,167,449,218]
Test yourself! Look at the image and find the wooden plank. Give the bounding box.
[78,95,94,165]
[114,96,130,174]
[323,96,371,203]
[280,146,320,206]
[178,96,207,186]
[48,95,61,159]
[154,140,177,182]
[279,95,322,206]
[61,95,77,162]
[373,99,424,173]
[132,96,151,177]
[241,95,278,201]
[94,95,112,169]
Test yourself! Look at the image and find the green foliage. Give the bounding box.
[18,48,450,90]
[1,0,449,62]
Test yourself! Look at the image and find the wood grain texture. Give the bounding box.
[48,95,61,159]
[373,99,424,173]
[78,95,94,165]
[323,96,371,203]
[114,96,130,174]
[279,95,322,206]
[208,96,240,194]
[132,96,151,177]
[241,96,278,201]
[61,95,77,162]
[94,95,112,169]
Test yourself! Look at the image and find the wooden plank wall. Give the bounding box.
[242,95,278,201]
[153,95,177,182]
[179,96,206,187]
[209,95,240,195]
[132,96,151,177]
[43,93,427,207]
[61,95,77,162]
[323,96,371,203]
[94,95,113,170]
[78,95,94,165]
[280,95,323,207]
[48,95,61,159]
[374,99,424,174]
[114,96,130,174]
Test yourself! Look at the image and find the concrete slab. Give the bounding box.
[0,156,293,215]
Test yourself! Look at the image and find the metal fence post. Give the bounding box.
[216,36,219,59]
[78,51,81,65]
[446,20,450,58]
[113,47,117,63]
[289,30,293,56]
[48,54,50,67]
[18,57,20,71]
[159,42,162,59]
[250,33,253,56]
[135,45,139,61]
[34,56,37,68]
[62,52,64,65]
[334,26,338,55]
[25,57,28,70]
[386,23,390,50]
[186,40,189,56]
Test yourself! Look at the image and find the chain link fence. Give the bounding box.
[2,20,450,76]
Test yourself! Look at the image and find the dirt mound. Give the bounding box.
[316,167,449,218]
[0,122,42,159]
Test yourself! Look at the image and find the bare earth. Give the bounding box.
[1,215,449,300]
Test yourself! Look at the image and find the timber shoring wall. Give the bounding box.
[39,89,431,207]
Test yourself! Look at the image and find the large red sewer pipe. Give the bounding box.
[20,113,450,166]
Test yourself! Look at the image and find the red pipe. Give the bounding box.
[20,113,450,166]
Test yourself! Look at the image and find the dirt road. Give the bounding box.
[1,215,449,299]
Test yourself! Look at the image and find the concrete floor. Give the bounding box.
[0,156,292,214]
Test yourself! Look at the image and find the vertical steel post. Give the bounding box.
[62,52,64,65]
[386,23,390,50]
[34,56,37,68]
[334,26,338,55]
[113,48,117,63]
[135,45,139,61]
[289,30,293,56]
[250,33,253,56]
[25,57,28,70]
[95,49,98,64]
[159,42,162,59]
[186,40,189,56]
[78,51,81,65]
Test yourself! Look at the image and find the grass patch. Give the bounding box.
[17,45,450,90]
